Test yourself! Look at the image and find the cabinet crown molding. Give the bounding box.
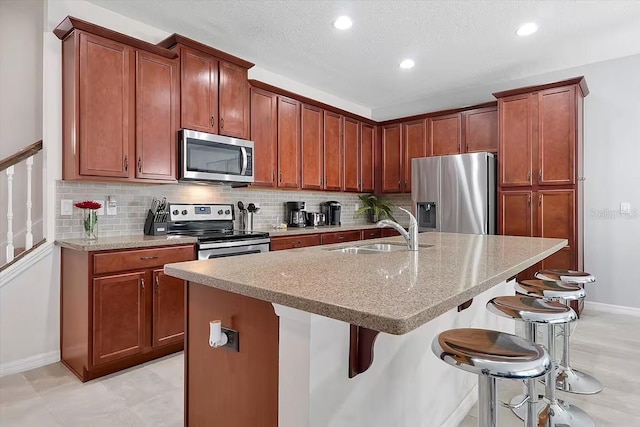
[492,76,589,98]
[158,34,254,69]
[53,16,178,59]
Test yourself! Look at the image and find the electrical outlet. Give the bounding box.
[354,203,359,212]
[106,195,117,215]
[61,199,73,216]
[94,200,105,216]
[621,202,631,214]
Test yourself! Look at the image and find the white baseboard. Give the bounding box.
[584,301,640,317]
[0,350,60,378]
[441,384,478,427]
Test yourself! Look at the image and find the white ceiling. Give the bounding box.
[88,0,640,119]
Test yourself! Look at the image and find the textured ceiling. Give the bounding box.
[88,0,640,119]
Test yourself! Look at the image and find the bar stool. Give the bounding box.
[487,295,595,427]
[432,328,551,427]
[520,277,603,395]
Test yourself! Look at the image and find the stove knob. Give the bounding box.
[225,210,231,215]
[182,210,188,215]
[172,210,179,216]
[218,209,224,215]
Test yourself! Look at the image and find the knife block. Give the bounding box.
[144,210,167,236]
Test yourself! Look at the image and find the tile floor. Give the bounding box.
[0,309,638,426]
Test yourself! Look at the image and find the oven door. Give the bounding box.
[198,239,270,260]
[180,129,254,183]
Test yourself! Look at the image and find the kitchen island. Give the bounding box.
[165,232,566,427]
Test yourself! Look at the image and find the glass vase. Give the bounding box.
[83,209,98,240]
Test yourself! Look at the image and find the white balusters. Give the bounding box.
[25,156,34,250]
[6,165,14,262]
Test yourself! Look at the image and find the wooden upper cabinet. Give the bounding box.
[323,111,343,191]
[381,124,402,193]
[499,94,533,187]
[464,106,498,153]
[277,96,301,189]
[301,104,323,190]
[92,271,146,366]
[343,118,360,192]
[250,87,277,187]
[403,119,428,192]
[180,47,219,134]
[499,191,533,237]
[430,113,462,156]
[218,61,249,138]
[135,51,178,181]
[152,269,185,348]
[538,87,575,186]
[360,124,376,193]
[78,32,133,178]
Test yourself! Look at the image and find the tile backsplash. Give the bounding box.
[55,181,412,239]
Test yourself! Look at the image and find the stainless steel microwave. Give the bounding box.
[179,130,254,184]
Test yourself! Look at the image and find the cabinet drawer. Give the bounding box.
[93,245,195,275]
[381,228,402,237]
[320,231,362,245]
[270,234,321,251]
[360,229,382,240]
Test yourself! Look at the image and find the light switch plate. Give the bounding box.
[93,200,105,216]
[621,202,631,214]
[61,199,73,216]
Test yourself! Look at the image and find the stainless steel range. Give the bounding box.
[167,203,270,260]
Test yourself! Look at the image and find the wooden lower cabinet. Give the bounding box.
[320,230,361,245]
[270,228,403,251]
[269,234,321,251]
[61,244,195,382]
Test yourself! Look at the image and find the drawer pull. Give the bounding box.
[141,278,145,290]
[140,256,159,260]
[338,236,344,239]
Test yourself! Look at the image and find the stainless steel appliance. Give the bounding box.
[320,201,341,226]
[285,201,307,227]
[411,152,496,234]
[167,203,270,260]
[305,212,326,227]
[179,129,254,184]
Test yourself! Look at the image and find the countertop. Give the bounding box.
[55,235,197,251]
[165,232,566,335]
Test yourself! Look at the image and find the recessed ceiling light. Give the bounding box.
[516,22,538,36]
[399,59,415,69]
[333,16,353,30]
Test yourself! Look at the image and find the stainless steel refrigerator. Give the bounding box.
[411,152,496,234]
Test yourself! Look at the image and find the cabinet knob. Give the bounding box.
[211,115,215,127]
[538,194,542,207]
[538,169,542,181]
[220,117,224,129]
[527,170,531,180]
[527,194,531,205]
[466,142,469,151]
[272,170,275,182]
[124,155,128,171]
[155,275,160,294]
[138,157,142,173]
[398,180,401,189]
[405,180,408,188]
[140,278,145,290]
[279,171,283,183]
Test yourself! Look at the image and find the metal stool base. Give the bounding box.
[510,394,596,427]
[554,365,603,394]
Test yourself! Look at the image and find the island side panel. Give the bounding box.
[185,283,279,426]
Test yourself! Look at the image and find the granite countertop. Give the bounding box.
[55,235,197,251]
[165,232,566,335]
[262,223,409,237]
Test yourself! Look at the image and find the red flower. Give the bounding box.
[74,200,102,210]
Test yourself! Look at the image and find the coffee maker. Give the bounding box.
[285,201,307,227]
[320,201,341,226]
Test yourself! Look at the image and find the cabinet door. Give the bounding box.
[538,87,575,186]
[301,104,323,190]
[135,51,178,181]
[324,111,343,191]
[78,32,133,178]
[277,96,301,189]
[219,60,249,138]
[181,47,218,133]
[93,271,146,366]
[360,124,376,192]
[250,88,277,187]
[343,118,360,192]
[430,113,462,156]
[464,107,498,153]
[499,191,533,237]
[499,94,533,186]
[381,124,402,193]
[152,269,185,348]
[537,189,575,270]
[403,119,427,192]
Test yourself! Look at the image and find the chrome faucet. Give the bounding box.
[377,207,419,251]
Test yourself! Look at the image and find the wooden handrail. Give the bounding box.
[0,140,43,171]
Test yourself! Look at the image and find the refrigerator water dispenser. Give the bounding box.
[417,202,437,230]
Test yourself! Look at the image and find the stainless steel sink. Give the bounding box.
[331,247,386,254]
[331,242,408,254]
